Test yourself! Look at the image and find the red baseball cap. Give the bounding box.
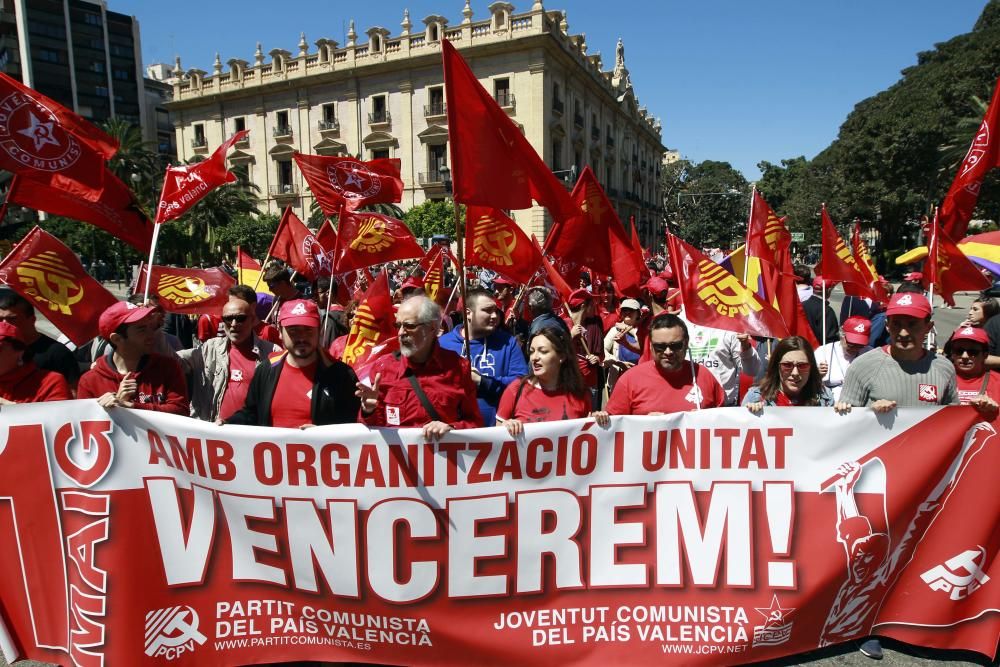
[493,275,516,286]
[949,325,989,347]
[841,316,871,345]
[904,271,924,282]
[566,288,593,309]
[0,321,25,345]
[279,299,320,327]
[401,276,424,290]
[886,292,932,318]
[645,276,669,295]
[99,301,155,340]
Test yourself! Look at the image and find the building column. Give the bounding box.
[397,80,415,209]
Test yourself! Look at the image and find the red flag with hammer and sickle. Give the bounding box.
[333,208,424,273]
[464,205,541,284]
[0,226,117,344]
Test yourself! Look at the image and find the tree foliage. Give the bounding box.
[662,160,750,249]
[750,0,1000,271]
[402,199,461,240]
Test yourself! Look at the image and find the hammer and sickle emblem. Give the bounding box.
[695,260,763,317]
[579,185,606,222]
[350,217,392,253]
[16,263,84,315]
[473,216,517,266]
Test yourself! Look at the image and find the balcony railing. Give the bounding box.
[423,102,447,117]
[318,119,339,131]
[368,110,391,124]
[269,184,299,196]
[191,137,207,149]
[494,90,515,109]
[552,97,564,115]
[418,169,447,186]
[273,126,293,139]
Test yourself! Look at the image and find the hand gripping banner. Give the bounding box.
[0,404,997,666]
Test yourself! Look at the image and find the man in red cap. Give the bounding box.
[77,302,189,414]
[356,294,482,439]
[224,298,360,427]
[0,322,71,404]
[944,325,1000,412]
[816,316,874,402]
[836,292,962,414]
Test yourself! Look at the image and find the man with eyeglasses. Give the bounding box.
[177,285,278,422]
[944,326,1000,414]
[225,298,360,428]
[816,316,874,402]
[356,294,482,440]
[606,313,725,415]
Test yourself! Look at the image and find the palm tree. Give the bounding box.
[938,95,989,177]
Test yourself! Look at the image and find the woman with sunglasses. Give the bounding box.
[497,327,610,436]
[743,336,833,413]
[944,327,1000,416]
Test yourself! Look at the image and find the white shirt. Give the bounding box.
[678,310,763,406]
[815,341,873,401]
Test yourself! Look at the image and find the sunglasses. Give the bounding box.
[779,361,811,373]
[651,341,685,354]
[949,347,983,357]
[222,314,249,324]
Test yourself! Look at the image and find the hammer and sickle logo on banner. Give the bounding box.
[695,259,763,318]
[472,214,517,266]
[15,251,84,315]
[350,217,393,253]
[157,274,211,305]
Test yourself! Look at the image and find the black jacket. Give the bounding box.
[802,294,839,346]
[225,353,361,427]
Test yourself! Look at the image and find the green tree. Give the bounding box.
[664,160,749,248]
[214,213,280,260]
[402,199,461,240]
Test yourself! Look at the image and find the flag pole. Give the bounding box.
[450,195,472,359]
[142,222,162,303]
[743,185,755,286]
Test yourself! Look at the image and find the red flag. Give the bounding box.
[746,190,791,267]
[293,153,403,215]
[155,130,248,223]
[939,77,1000,239]
[465,206,543,284]
[333,208,424,273]
[850,221,889,303]
[267,207,327,281]
[6,171,154,253]
[442,39,578,223]
[422,250,445,302]
[0,73,117,201]
[534,237,573,304]
[925,210,991,306]
[0,226,117,344]
[669,232,789,339]
[341,270,398,379]
[315,219,339,277]
[629,218,652,284]
[136,264,236,315]
[819,205,874,298]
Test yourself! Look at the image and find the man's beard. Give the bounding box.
[399,338,417,358]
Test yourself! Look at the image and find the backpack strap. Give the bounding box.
[510,378,529,416]
[406,374,443,422]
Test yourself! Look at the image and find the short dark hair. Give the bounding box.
[228,284,258,306]
[314,277,331,292]
[0,289,33,316]
[262,263,291,284]
[793,264,812,284]
[650,312,688,340]
[465,287,495,311]
[895,282,924,295]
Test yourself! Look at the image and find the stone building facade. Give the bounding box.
[165,1,666,244]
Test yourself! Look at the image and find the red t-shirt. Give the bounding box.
[606,360,725,415]
[956,370,1000,406]
[0,362,72,403]
[496,379,591,423]
[270,360,316,428]
[197,314,224,342]
[218,341,259,421]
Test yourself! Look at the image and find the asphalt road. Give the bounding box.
[6,286,996,667]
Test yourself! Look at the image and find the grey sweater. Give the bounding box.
[839,347,958,407]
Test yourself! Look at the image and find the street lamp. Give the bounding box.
[439,164,451,194]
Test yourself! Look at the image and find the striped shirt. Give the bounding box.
[838,346,958,407]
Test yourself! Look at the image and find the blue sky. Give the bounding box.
[116,0,988,179]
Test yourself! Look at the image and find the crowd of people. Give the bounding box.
[2,254,999,661]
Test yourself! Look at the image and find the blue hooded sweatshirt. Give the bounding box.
[438,327,528,426]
